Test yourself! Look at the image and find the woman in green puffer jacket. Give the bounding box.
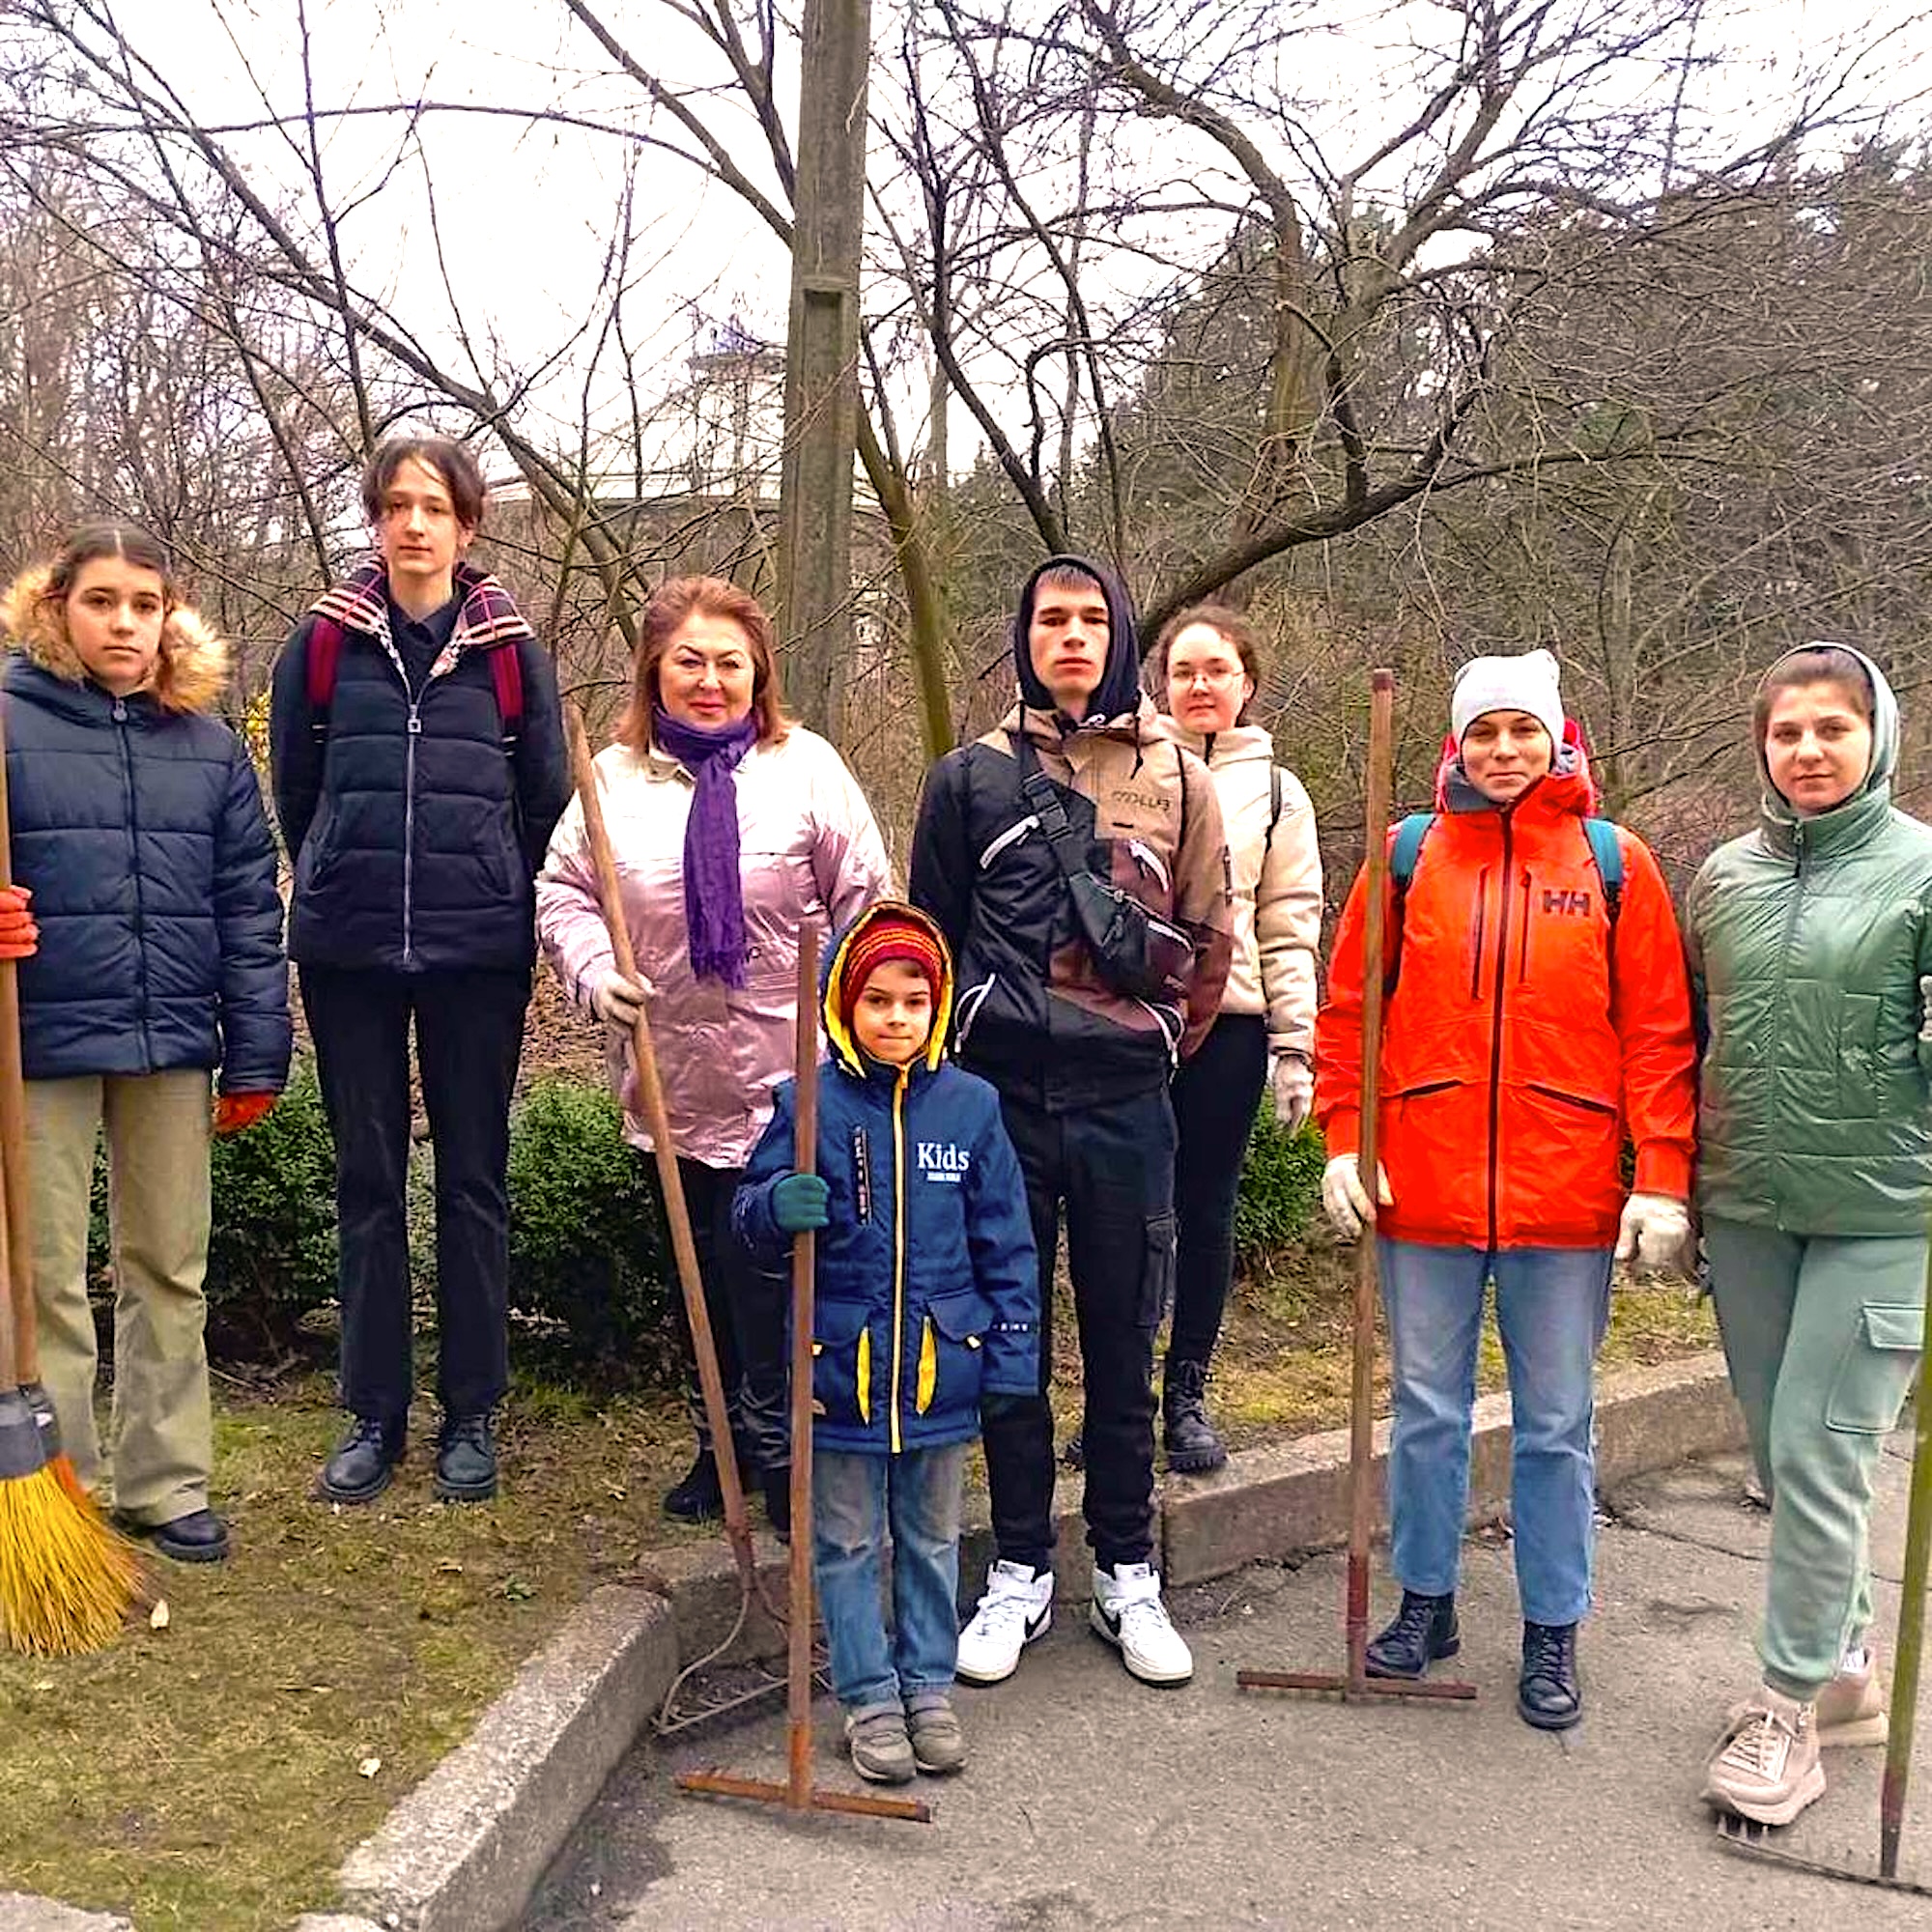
[1688,643,1932,1830]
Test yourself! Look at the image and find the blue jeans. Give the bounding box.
[1378,1239,1612,1626]
[813,1443,969,1713]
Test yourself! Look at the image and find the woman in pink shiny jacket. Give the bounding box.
[536,576,891,1527]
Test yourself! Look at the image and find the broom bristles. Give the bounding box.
[0,1464,141,1655]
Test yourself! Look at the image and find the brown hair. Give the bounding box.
[1752,644,1875,743]
[360,435,487,529]
[615,575,790,750]
[42,524,179,613]
[1151,603,1264,726]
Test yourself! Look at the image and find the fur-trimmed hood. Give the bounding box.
[1,565,229,715]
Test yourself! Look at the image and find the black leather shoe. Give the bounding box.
[317,1416,406,1504]
[663,1448,724,1522]
[115,1507,231,1564]
[1365,1590,1461,1679]
[1519,1620,1582,1730]
[1162,1358,1228,1473]
[762,1464,792,1544]
[435,1412,497,1503]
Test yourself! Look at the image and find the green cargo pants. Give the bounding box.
[25,1069,214,1525]
[1704,1217,1923,1700]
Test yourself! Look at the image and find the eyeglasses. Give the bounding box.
[1171,667,1243,689]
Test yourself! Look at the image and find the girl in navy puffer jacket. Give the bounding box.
[1,525,291,1565]
[734,902,1037,1784]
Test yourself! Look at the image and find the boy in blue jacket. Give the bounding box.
[734,901,1038,1784]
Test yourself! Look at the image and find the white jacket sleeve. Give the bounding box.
[1256,766,1322,1063]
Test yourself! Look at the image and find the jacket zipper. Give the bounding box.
[889,1065,909,1451]
[1486,819,1516,1248]
[1771,822,1808,1231]
[1469,867,1488,1001]
[1518,867,1532,982]
[403,698,422,964]
[112,700,154,1069]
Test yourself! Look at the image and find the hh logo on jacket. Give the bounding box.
[1542,888,1595,917]
[917,1141,972,1183]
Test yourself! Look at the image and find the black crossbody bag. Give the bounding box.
[1009,731,1194,1004]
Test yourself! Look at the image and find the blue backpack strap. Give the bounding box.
[1581,817,1623,925]
[1382,811,1436,996]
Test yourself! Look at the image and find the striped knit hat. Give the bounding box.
[837,905,946,1039]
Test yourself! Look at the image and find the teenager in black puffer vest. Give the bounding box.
[270,437,568,1508]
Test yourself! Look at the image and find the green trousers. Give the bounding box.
[25,1070,214,1525]
[1704,1217,1924,1700]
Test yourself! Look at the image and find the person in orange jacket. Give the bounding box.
[1314,648,1696,1730]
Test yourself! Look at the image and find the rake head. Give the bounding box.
[1714,1813,1932,1897]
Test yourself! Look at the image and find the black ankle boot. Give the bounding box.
[1518,1621,1581,1730]
[762,1464,792,1543]
[317,1415,406,1504]
[663,1448,724,1522]
[435,1412,497,1503]
[1162,1358,1228,1473]
[1365,1590,1461,1679]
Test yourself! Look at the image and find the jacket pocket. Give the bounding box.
[1837,993,1882,1121]
[1824,1302,1922,1434]
[915,1291,992,1416]
[1141,1211,1177,1329]
[953,973,999,1053]
[811,1298,873,1428]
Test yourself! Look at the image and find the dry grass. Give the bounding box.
[0,1253,1717,1929]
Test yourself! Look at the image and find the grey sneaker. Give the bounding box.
[843,1705,916,1784]
[905,1696,967,1774]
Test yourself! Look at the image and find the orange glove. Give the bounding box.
[213,1093,277,1135]
[0,885,37,962]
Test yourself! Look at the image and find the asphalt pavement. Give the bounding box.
[526,1435,1929,1931]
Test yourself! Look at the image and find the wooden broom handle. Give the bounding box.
[0,696,37,1385]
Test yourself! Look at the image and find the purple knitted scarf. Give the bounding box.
[653,704,758,987]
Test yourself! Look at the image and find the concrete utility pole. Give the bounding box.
[776,0,870,740]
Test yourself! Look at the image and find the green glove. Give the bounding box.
[771,1172,830,1235]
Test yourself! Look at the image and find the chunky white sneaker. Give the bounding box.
[1090,1562,1194,1686]
[955,1561,1053,1685]
[1702,1687,1824,1826]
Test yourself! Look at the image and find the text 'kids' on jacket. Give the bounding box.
[732,904,1039,1456]
[1688,645,1932,1236]
[908,555,1235,1112]
[1316,725,1695,1251]
[0,570,291,1091]
[269,559,569,973]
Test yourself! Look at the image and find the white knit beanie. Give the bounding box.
[1451,648,1566,750]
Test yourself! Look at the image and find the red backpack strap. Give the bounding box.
[304,616,344,736]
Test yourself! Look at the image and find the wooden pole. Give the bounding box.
[1879,1236,1932,1877]
[1345,669,1397,1690]
[563,707,758,1579]
[785,926,820,1809]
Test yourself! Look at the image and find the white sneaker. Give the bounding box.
[955,1561,1053,1684]
[1090,1562,1193,1686]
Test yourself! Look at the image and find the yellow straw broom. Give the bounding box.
[0,696,139,1651]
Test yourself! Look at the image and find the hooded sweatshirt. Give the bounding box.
[908,556,1235,1111]
[732,902,1039,1456]
[1687,645,1932,1236]
[1316,723,1695,1250]
[0,569,291,1092]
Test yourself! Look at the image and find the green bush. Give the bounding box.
[1233,1107,1327,1273]
[505,1079,677,1384]
[84,1057,339,1358]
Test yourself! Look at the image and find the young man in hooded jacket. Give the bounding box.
[909,555,1233,1687]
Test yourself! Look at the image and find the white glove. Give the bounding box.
[1321,1153,1392,1240]
[590,967,655,1028]
[1615,1192,1690,1272]
[1269,1055,1314,1133]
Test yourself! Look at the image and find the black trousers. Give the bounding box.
[301,964,528,1422]
[985,1085,1176,1574]
[1169,1012,1268,1368]
[662,1156,790,1474]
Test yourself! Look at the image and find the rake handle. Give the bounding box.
[1347,670,1397,1690]
[785,925,819,1811]
[1879,1233,1932,1878]
[563,706,756,1563]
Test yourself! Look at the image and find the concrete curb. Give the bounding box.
[334,1585,676,1932]
[0,1898,133,1932]
[315,1347,1742,1932]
